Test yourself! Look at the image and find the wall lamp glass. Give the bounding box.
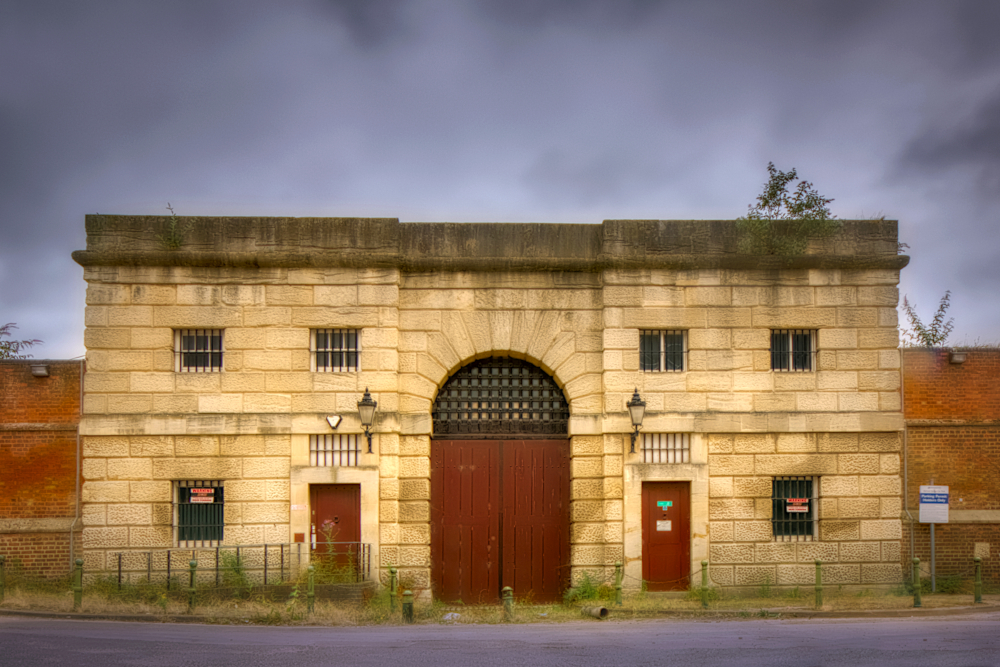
[358,387,378,453]
[626,387,646,454]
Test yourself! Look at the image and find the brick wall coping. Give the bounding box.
[73,217,908,272]
[0,518,77,533]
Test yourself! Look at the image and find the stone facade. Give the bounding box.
[73,216,908,591]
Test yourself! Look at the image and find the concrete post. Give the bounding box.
[187,560,197,613]
[614,561,623,607]
[389,565,398,612]
[502,586,514,621]
[974,557,982,604]
[307,565,315,614]
[701,561,709,609]
[72,558,83,611]
[402,590,414,624]
[814,560,823,610]
[912,558,922,608]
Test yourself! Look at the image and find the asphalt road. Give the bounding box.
[2,613,999,667]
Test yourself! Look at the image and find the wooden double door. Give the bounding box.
[430,439,569,603]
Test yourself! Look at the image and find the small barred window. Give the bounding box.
[176,480,224,546]
[772,476,817,542]
[310,434,360,467]
[640,330,686,372]
[642,433,690,464]
[770,329,816,372]
[312,329,360,372]
[174,329,223,372]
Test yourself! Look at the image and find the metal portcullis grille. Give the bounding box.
[433,357,569,437]
[175,329,224,372]
[176,480,224,546]
[642,433,690,463]
[772,476,816,541]
[640,330,685,372]
[770,329,815,372]
[312,329,360,372]
[310,434,360,466]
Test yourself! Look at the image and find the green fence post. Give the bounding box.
[974,557,982,604]
[402,590,414,624]
[502,586,514,621]
[700,561,709,609]
[0,555,6,603]
[389,565,398,613]
[307,565,315,614]
[72,558,83,611]
[187,560,197,613]
[912,558,922,608]
[614,561,623,607]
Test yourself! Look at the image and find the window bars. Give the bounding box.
[176,480,224,546]
[772,476,816,541]
[642,433,690,464]
[310,434,360,467]
[770,329,816,372]
[312,329,360,372]
[175,330,224,372]
[640,330,686,372]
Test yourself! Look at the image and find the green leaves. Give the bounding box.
[0,323,41,359]
[901,291,954,347]
[737,162,840,255]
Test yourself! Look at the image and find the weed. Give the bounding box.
[220,551,254,597]
[157,203,193,250]
[755,576,772,599]
[563,573,613,605]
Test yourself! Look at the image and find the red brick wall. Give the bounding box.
[903,349,1000,585]
[0,360,82,576]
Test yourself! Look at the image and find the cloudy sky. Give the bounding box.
[2,0,999,358]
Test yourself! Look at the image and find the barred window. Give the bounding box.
[770,329,816,372]
[772,476,816,542]
[174,329,223,372]
[312,329,360,372]
[640,330,686,372]
[310,434,360,467]
[642,433,690,464]
[176,480,224,546]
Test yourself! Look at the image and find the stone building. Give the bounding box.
[72,216,908,599]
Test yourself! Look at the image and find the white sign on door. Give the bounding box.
[656,520,672,532]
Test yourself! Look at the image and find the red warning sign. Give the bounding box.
[786,497,809,513]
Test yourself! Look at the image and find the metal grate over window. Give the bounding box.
[310,434,360,467]
[312,329,360,372]
[176,480,224,546]
[433,357,569,437]
[640,330,686,372]
[770,329,816,372]
[175,330,223,372]
[642,433,690,464]
[772,476,816,542]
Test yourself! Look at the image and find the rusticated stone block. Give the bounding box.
[571,523,605,544]
[242,502,289,523]
[380,501,398,523]
[733,521,773,542]
[882,541,901,562]
[83,481,130,503]
[859,476,901,496]
[572,501,604,522]
[859,519,901,540]
[709,477,733,497]
[796,542,839,563]
[710,498,755,520]
[709,543,754,564]
[129,526,172,548]
[822,564,861,584]
[839,541,881,562]
[571,478,603,500]
[709,565,733,586]
[572,457,603,479]
[380,523,399,544]
[708,435,734,454]
[380,479,399,500]
[571,435,603,456]
[838,454,880,475]
[734,434,774,454]
[776,565,815,585]
[399,501,430,523]
[242,457,290,479]
[880,497,901,518]
[858,432,900,452]
[398,546,430,568]
[734,566,777,586]
[861,563,903,583]
[754,542,796,563]
[571,545,604,566]
[733,477,771,498]
[821,521,860,541]
[380,546,399,567]
[710,521,734,542]
[396,567,430,589]
[819,497,838,519]
[605,500,623,521]
[399,479,430,500]
[820,476,859,496]
[776,433,816,453]
[710,455,754,476]
[818,433,859,452]
[754,455,837,476]
[838,497,880,519]
[754,499,772,519]
[399,456,430,479]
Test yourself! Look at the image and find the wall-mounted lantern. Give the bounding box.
[949,351,968,364]
[626,387,646,454]
[358,387,378,453]
[30,364,49,378]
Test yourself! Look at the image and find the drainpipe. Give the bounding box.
[900,349,915,562]
[69,359,83,570]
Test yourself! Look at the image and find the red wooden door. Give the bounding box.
[431,439,569,603]
[310,484,361,571]
[430,440,500,603]
[502,439,569,602]
[642,482,690,591]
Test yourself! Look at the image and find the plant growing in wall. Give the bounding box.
[0,323,42,359]
[900,291,954,347]
[157,203,193,250]
[737,162,841,255]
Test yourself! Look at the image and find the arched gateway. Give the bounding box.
[430,357,570,603]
